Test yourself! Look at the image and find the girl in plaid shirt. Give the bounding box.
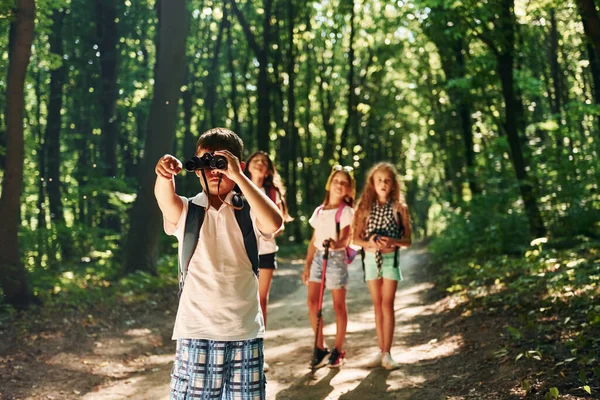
[352,162,412,370]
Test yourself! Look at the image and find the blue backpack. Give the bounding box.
[178,196,259,297]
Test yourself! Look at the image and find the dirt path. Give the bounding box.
[1,248,517,399]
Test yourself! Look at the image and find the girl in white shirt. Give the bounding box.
[302,165,356,368]
[244,151,293,330]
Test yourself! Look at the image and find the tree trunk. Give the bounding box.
[318,66,336,163]
[286,0,301,242]
[230,0,272,151]
[181,70,197,196]
[548,9,562,115]
[45,9,72,260]
[35,60,47,260]
[0,110,5,170]
[205,6,227,128]
[96,0,119,177]
[496,0,546,238]
[226,15,241,136]
[122,0,189,274]
[453,38,478,197]
[96,0,121,234]
[582,14,600,138]
[302,15,315,209]
[576,0,600,57]
[0,0,36,309]
[338,0,356,164]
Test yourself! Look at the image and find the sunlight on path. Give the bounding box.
[263,247,451,399]
[83,247,454,399]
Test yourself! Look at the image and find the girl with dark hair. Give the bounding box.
[244,151,293,371]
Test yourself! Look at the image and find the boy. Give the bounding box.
[155,128,283,399]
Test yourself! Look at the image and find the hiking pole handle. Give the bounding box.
[322,239,332,259]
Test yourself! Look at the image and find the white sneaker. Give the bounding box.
[365,351,382,368]
[381,352,400,370]
[264,361,270,373]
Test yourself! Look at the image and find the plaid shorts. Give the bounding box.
[170,338,266,400]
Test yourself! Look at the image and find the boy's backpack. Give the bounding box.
[178,196,259,297]
[316,203,357,264]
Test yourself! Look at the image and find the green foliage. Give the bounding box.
[545,387,559,400]
[434,236,600,392]
[2,0,599,324]
[429,194,531,260]
[276,243,309,259]
[0,0,13,19]
[1,252,179,313]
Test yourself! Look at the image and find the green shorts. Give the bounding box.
[363,251,403,281]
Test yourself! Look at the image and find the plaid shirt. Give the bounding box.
[366,201,403,276]
[366,200,402,240]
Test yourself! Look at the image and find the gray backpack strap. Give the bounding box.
[234,198,259,277]
[179,200,205,297]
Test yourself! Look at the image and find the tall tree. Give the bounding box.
[285,0,301,241]
[96,0,119,178]
[338,0,357,164]
[44,9,71,260]
[122,0,189,274]
[576,0,600,57]
[230,0,273,151]
[470,0,546,237]
[96,0,121,232]
[0,0,36,308]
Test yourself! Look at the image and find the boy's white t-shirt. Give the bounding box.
[308,205,354,248]
[258,187,280,255]
[164,191,272,341]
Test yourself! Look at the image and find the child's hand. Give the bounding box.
[302,267,310,286]
[377,236,394,248]
[368,234,380,249]
[213,150,243,181]
[156,154,182,180]
[322,238,335,249]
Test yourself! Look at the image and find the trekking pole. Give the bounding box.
[312,238,331,374]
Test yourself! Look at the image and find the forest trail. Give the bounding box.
[2,248,515,399]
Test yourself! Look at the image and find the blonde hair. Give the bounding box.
[323,168,356,207]
[353,162,406,238]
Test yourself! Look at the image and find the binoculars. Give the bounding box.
[185,153,228,172]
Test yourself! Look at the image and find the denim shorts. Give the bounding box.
[309,249,349,289]
[363,251,403,281]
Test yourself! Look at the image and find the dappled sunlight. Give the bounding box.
[400,334,464,364]
[124,328,153,337]
[396,281,436,296]
[268,297,306,310]
[81,365,171,400]
[346,320,378,333]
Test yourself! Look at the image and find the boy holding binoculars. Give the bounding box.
[155,127,283,399]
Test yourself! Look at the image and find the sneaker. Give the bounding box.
[263,361,270,373]
[328,348,346,368]
[310,347,330,369]
[381,352,400,370]
[365,351,382,368]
